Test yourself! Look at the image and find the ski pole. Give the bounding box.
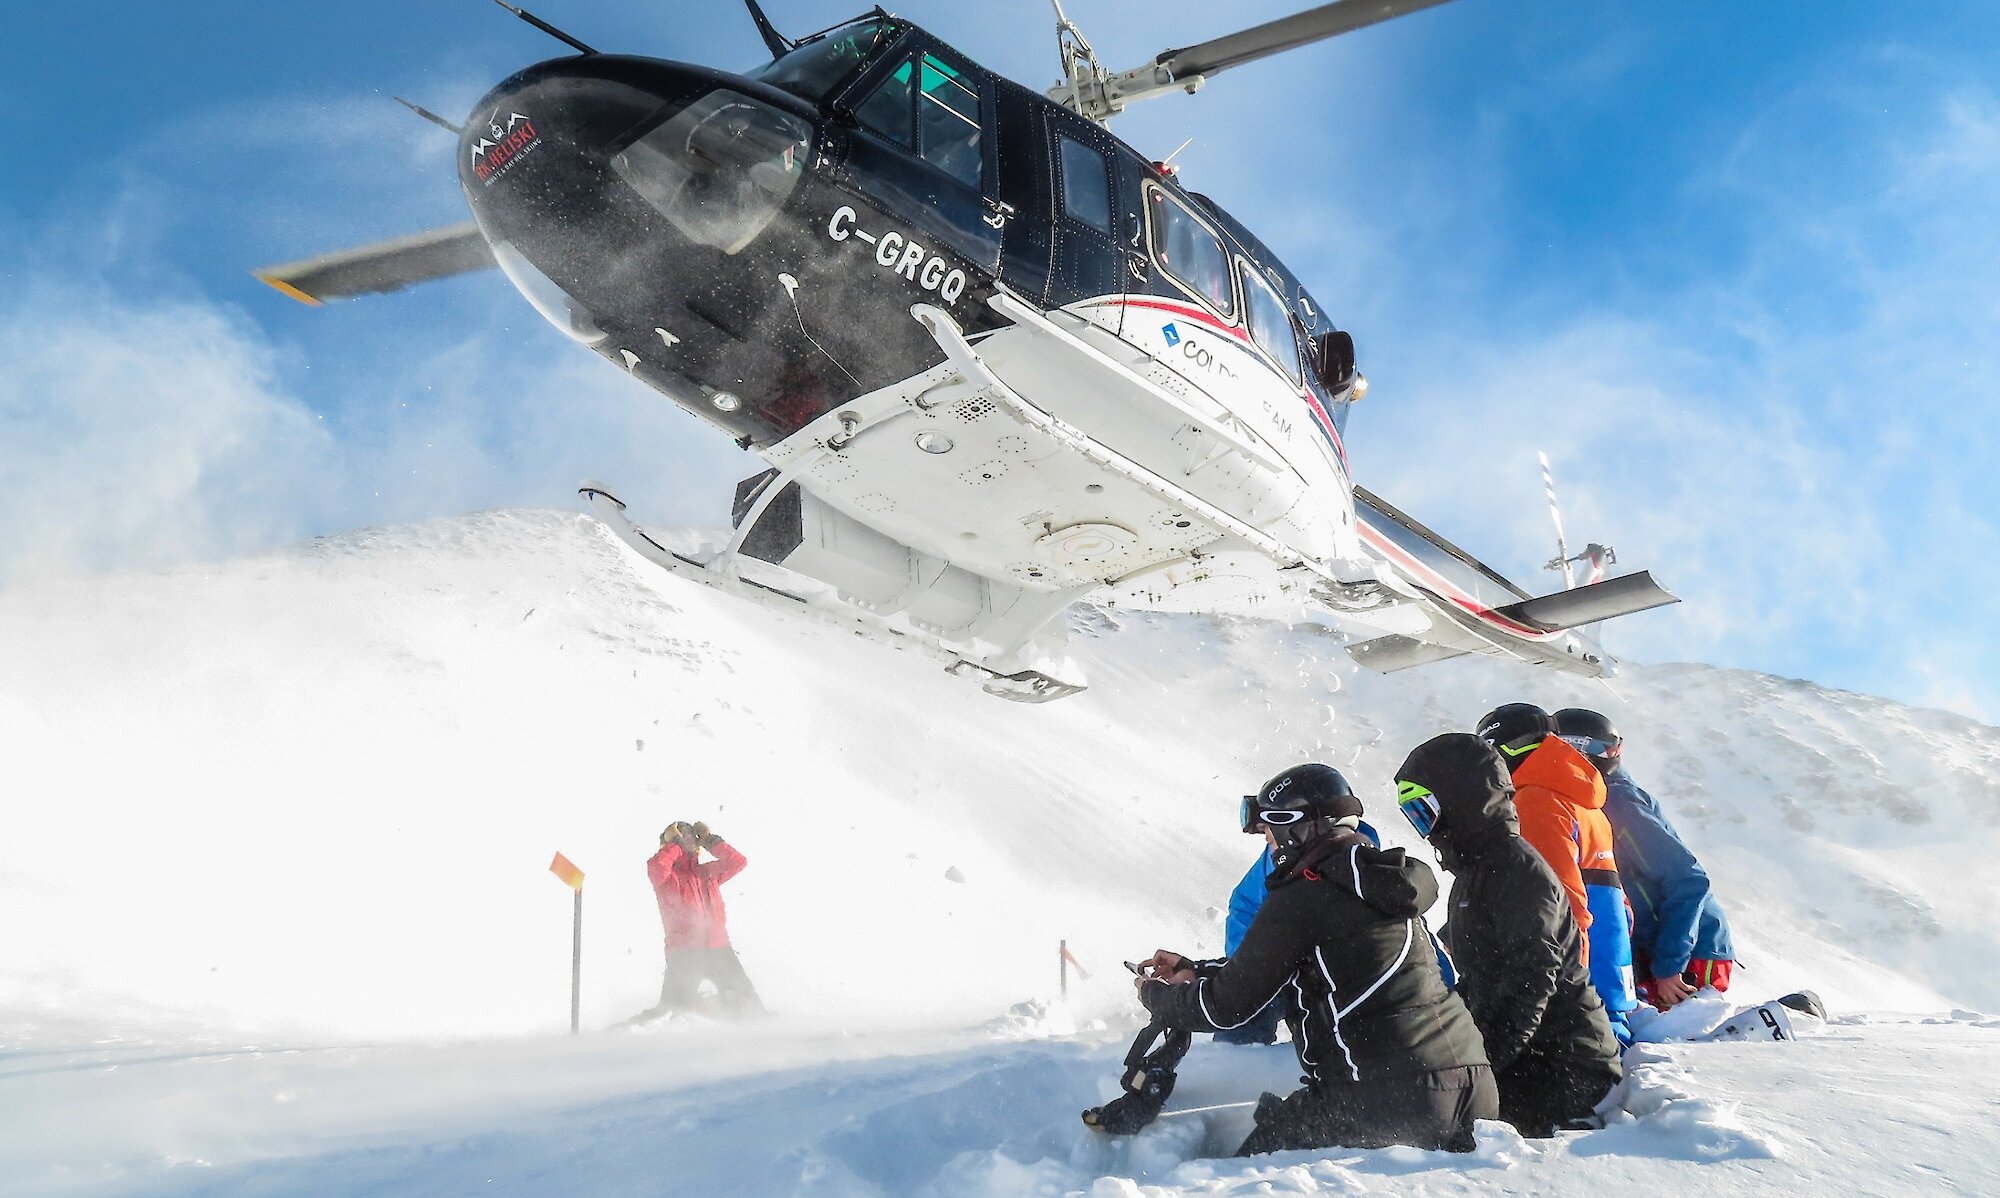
[1154,1100,1258,1120]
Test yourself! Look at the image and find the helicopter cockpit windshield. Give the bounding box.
[748,17,902,104]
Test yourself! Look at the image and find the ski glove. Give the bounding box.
[1081,1021,1192,1135]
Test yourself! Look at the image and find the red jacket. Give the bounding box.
[647,840,747,951]
[1510,737,1614,964]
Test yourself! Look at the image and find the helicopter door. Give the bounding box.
[993,86,1052,302]
[1046,119,1125,310]
[835,43,1002,273]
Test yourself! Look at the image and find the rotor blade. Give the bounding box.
[254,223,496,305]
[744,0,793,57]
[1159,0,1460,82]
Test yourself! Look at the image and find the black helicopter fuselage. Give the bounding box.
[459,15,1359,462]
[257,4,1678,689]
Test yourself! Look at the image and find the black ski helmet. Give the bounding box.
[1553,707,1623,775]
[1242,763,1363,848]
[1475,702,1554,767]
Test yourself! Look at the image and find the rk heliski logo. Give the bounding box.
[472,111,540,185]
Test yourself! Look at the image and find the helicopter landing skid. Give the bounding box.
[579,482,1085,703]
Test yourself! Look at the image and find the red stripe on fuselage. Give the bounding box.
[1356,520,1552,641]
[1113,296,1251,343]
[1084,296,1350,471]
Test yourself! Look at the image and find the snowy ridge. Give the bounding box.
[2,509,1996,1195]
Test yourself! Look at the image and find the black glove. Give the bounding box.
[1081,1022,1192,1135]
[1082,1068,1178,1134]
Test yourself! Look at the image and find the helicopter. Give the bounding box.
[256,0,1677,701]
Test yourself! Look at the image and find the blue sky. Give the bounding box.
[3,1,1997,721]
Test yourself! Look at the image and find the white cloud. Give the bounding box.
[0,268,749,588]
[1346,64,2000,724]
[0,282,339,585]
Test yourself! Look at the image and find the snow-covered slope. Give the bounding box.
[4,509,1990,1040]
[2,510,1996,1195]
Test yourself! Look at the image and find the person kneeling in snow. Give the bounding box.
[646,821,763,1017]
[1474,703,1641,1045]
[1395,734,1623,1138]
[1552,708,1736,1011]
[1217,818,1458,1046]
[1134,764,1496,1155]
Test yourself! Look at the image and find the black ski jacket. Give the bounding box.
[1399,735,1622,1076]
[1142,828,1488,1088]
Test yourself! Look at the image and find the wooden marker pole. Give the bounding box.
[1059,941,1087,999]
[549,852,586,1034]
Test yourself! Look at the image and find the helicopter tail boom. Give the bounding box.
[1345,486,1677,677]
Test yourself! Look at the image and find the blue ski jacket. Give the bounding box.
[1602,768,1734,979]
[1227,821,1458,985]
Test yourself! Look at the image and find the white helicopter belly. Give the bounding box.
[754,294,1365,611]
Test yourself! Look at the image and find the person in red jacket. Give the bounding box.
[646,820,762,1017]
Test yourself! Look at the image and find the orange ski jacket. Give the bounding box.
[1508,737,1614,965]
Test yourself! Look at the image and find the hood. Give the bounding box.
[1396,733,1519,858]
[1275,828,1437,918]
[1514,736,1607,811]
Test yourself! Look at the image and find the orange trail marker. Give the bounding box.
[550,851,585,890]
[549,852,585,1032]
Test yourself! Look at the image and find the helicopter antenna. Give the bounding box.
[491,0,597,55]
[1539,451,1576,591]
[395,97,463,137]
[1160,137,1196,168]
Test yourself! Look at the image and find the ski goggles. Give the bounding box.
[1396,780,1442,839]
[1239,796,1309,834]
[1559,734,1622,761]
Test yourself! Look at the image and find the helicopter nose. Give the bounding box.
[463,56,816,275]
[461,56,815,231]
[458,55,719,200]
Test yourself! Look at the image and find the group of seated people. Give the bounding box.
[1123,703,1736,1156]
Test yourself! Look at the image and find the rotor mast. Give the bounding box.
[1048,0,1460,123]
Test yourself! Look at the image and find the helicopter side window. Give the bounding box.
[1058,134,1112,234]
[853,53,982,189]
[916,55,982,189]
[1147,187,1235,319]
[855,59,916,148]
[1239,259,1303,386]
